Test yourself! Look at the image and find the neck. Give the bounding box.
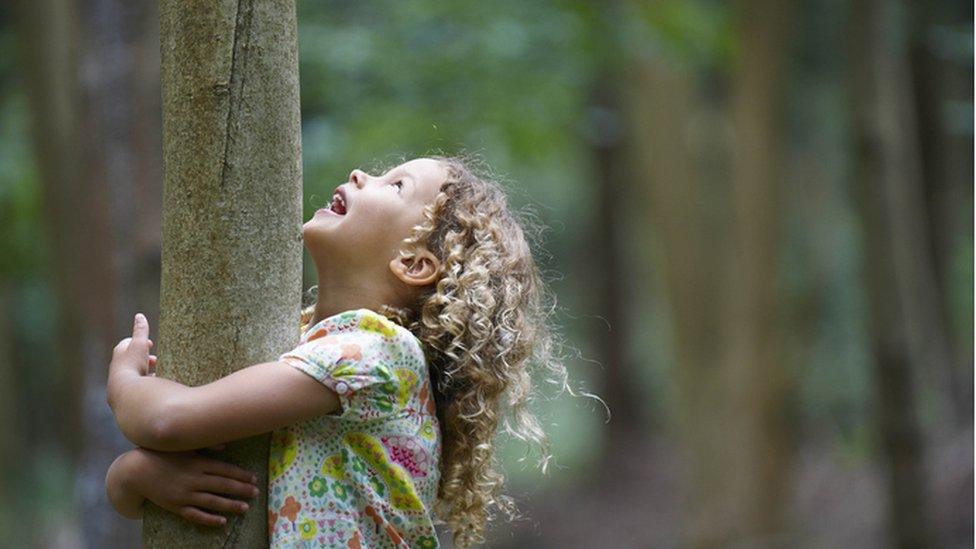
[310,271,400,327]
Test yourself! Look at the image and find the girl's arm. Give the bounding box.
[106,450,148,518]
[105,447,260,527]
[108,314,340,451]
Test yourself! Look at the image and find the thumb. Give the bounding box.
[131,313,150,347]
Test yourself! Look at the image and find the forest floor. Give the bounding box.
[446,427,975,549]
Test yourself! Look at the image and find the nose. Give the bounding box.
[349,169,367,189]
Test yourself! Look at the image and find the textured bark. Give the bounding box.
[148,0,303,547]
[849,0,934,547]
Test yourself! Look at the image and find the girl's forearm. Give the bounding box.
[108,371,191,449]
[105,450,146,519]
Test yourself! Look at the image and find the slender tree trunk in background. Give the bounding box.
[849,1,934,547]
[0,285,21,545]
[13,2,90,544]
[630,58,730,545]
[854,0,956,429]
[908,0,974,425]
[719,0,794,545]
[148,0,303,546]
[587,79,645,480]
[16,0,163,544]
[71,0,163,546]
[631,0,795,544]
[578,0,646,486]
[13,0,85,464]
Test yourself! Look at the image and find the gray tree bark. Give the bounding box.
[148,0,303,547]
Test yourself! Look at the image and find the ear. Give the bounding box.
[389,249,441,287]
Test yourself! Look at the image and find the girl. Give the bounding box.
[105,156,583,547]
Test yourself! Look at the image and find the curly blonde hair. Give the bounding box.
[301,155,593,547]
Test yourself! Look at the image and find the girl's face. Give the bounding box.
[302,158,448,272]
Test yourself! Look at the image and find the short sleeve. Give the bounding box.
[278,315,418,421]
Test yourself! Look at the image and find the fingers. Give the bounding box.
[126,313,152,359]
[197,474,260,500]
[178,506,228,527]
[199,459,259,485]
[113,337,132,355]
[190,492,251,515]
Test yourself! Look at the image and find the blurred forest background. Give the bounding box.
[0,0,972,547]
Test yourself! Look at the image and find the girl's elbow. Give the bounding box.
[146,401,194,451]
[147,415,179,450]
[120,401,184,451]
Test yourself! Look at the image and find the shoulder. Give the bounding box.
[349,309,425,366]
[304,309,424,363]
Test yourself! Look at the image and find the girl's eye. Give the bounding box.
[392,180,404,192]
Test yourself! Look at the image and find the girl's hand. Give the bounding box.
[120,447,260,527]
[110,313,155,379]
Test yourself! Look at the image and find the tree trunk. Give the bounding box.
[849,0,934,547]
[907,0,973,425]
[12,0,86,467]
[718,0,795,545]
[69,0,164,546]
[147,1,303,547]
[630,0,795,544]
[586,78,646,481]
[630,56,731,546]
[0,283,23,545]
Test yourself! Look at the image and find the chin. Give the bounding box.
[302,218,354,259]
[301,219,332,252]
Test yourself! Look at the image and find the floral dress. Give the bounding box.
[268,308,442,548]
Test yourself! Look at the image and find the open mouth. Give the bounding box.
[327,191,347,215]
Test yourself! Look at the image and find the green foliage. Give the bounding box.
[297,0,590,202]
[625,0,734,67]
[0,86,44,279]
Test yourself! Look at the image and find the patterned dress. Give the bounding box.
[267,308,442,548]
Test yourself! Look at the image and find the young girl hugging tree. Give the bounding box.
[104,156,592,547]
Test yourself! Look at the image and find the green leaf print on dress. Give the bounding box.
[374,364,398,413]
[320,452,346,480]
[269,429,298,480]
[395,369,418,408]
[330,360,400,414]
[344,431,424,512]
[357,312,399,337]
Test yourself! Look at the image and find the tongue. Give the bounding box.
[332,199,346,215]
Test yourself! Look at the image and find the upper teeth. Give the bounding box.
[333,194,345,207]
